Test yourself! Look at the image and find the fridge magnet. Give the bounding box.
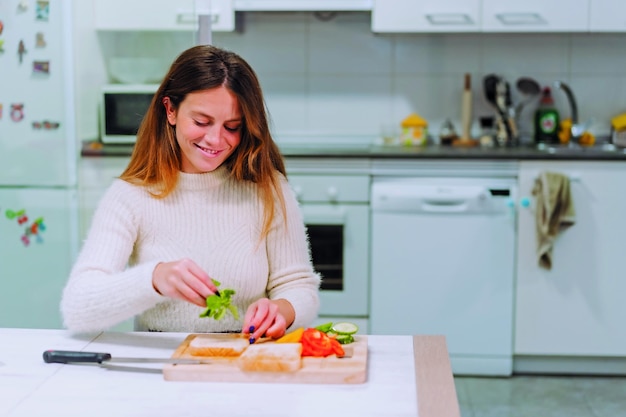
[0,104,3,119]
[0,20,4,35]
[33,60,49,74]
[36,1,50,21]
[43,120,59,129]
[5,210,46,247]
[18,40,27,64]
[21,217,46,246]
[5,209,28,224]
[0,39,5,54]
[32,120,60,130]
[17,0,29,13]
[10,104,24,122]
[35,32,46,48]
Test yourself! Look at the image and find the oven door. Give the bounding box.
[299,203,369,317]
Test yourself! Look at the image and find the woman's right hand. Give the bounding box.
[152,258,219,307]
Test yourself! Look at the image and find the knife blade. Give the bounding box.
[43,350,212,365]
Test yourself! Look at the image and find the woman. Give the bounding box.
[61,45,320,342]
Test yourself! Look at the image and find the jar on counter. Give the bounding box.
[439,119,458,146]
[478,116,496,147]
[400,113,428,146]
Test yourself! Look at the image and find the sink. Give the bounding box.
[535,143,625,155]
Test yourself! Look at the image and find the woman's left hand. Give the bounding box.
[243,298,295,342]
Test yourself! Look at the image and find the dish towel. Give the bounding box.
[532,171,576,270]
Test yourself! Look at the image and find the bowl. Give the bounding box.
[108,57,164,84]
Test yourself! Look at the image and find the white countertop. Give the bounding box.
[0,329,460,417]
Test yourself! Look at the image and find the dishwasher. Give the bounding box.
[370,177,517,376]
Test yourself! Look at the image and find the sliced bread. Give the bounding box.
[238,342,303,372]
[187,335,249,357]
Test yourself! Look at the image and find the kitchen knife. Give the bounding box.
[43,350,212,365]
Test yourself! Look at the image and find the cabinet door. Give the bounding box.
[589,0,626,32]
[78,157,131,242]
[372,0,481,32]
[234,0,372,11]
[94,0,235,31]
[482,0,588,32]
[515,161,626,356]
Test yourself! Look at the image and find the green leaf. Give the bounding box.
[198,281,238,321]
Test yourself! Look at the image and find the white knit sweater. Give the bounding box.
[61,166,320,333]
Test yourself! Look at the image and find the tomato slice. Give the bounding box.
[301,328,345,357]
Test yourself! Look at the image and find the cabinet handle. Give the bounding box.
[495,13,545,26]
[327,186,339,201]
[177,10,220,25]
[426,13,474,26]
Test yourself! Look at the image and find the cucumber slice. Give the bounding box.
[335,334,354,345]
[331,322,358,335]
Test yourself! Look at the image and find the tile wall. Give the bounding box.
[74,9,626,147]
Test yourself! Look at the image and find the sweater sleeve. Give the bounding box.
[265,176,321,330]
[60,180,163,333]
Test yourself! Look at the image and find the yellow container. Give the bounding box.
[400,113,428,146]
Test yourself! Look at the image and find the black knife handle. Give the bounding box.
[43,350,112,364]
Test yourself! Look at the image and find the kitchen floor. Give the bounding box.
[455,375,626,417]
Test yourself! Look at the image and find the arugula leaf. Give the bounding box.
[199,280,239,321]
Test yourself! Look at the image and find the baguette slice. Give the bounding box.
[238,342,302,372]
[187,335,249,357]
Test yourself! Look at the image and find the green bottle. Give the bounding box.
[534,87,560,144]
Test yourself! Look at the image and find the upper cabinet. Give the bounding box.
[372,0,481,33]
[233,0,372,11]
[589,0,626,32]
[94,0,235,32]
[481,0,588,32]
[373,0,626,33]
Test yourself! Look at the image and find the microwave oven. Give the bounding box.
[99,84,159,144]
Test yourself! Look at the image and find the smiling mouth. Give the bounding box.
[195,143,220,155]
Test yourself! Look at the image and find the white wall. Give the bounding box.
[73,9,626,146]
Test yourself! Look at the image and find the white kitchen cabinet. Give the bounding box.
[93,0,235,32]
[78,156,134,331]
[589,0,626,32]
[372,0,481,33]
[78,157,130,242]
[234,0,372,11]
[515,161,626,358]
[482,0,588,32]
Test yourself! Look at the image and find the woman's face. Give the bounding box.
[164,86,242,173]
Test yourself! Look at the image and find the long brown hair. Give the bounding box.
[120,45,287,239]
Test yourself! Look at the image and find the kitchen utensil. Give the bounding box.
[517,77,541,96]
[494,76,517,143]
[43,350,213,365]
[515,77,541,117]
[461,73,473,140]
[163,334,367,384]
[484,74,518,143]
[483,74,499,108]
[514,77,542,141]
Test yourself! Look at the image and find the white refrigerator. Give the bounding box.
[0,0,78,328]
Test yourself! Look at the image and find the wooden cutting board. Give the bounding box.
[163,333,368,384]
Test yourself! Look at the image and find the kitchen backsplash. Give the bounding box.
[73,7,626,146]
